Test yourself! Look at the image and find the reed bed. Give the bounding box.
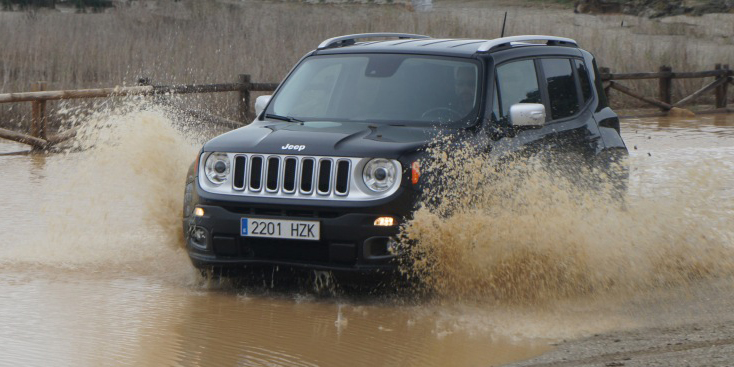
[0,0,732,130]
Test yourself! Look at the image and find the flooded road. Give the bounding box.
[1,108,733,366]
[0,270,550,366]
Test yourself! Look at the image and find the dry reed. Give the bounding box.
[0,0,732,130]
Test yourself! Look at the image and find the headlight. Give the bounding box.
[204,152,230,185]
[362,158,398,192]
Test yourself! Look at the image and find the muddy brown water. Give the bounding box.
[0,109,732,366]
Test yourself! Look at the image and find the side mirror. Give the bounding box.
[509,103,545,128]
[254,95,272,117]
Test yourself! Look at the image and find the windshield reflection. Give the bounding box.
[268,54,481,126]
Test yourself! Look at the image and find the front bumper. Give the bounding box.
[184,181,417,273]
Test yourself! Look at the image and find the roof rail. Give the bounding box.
[476,35,578,53]
[317,33,431,50]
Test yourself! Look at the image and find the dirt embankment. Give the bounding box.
[575,0,734,17]
[509,322,734,367]
[505,277,734,367]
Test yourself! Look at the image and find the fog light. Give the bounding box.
[374,217,395,226]
[192,227,207,242]
[194,207,205,217]
[190,226,209,250]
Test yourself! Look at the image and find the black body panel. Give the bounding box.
[203,120,441,159]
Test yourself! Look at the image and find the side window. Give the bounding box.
[541,58,579,120]
[575,59,592,102]
[495,60,541,122]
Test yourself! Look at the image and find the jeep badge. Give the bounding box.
[281,144,306,151]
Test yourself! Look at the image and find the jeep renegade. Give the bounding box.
[182,33,628,274]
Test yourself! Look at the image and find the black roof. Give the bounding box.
[314,36,580,58]
[315,38,490,57]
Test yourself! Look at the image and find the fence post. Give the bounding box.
[658,65,672,111]
[599,66,610,79]
[724,64,730,108]
[715,64,727,108]
[599,67,611,101]
[30,81,47,141]
[238,74,251,123]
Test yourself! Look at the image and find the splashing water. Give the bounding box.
[1,98,733,308]
[0,99,202,275]
[400,134,734,304]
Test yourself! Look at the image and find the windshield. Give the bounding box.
[267,54,482,126]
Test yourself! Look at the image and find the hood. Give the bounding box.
[203,120,448,159]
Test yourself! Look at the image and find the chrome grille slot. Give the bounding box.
[317,159,332,195]
[266,157,280,192]
[335,160,350,196]
[233,155,247,190]
[249,156,264,191]
[300,158,315,194]
[283,157,298,193]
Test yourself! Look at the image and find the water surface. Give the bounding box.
[0,110,732,366]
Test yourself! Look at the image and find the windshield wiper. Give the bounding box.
[265,113,304,123]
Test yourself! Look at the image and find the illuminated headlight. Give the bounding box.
[204,152,230,185]
[362,158,398,192]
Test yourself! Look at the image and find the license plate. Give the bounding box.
[241,218,320,241]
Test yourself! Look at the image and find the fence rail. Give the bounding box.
[1,65,733,151]
[600,64,732,111]
[0,86,155,103]
[0,74,279,150]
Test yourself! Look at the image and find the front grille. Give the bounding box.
[231,154,352,198]
[199,153,402,201]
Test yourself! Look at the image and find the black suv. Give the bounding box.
[183,33,627,274]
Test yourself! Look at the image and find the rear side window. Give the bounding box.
[495,60,541,120]
[575,59,593,102]
[541,59,579,120]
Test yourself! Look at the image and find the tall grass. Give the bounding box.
[1,0,732,130]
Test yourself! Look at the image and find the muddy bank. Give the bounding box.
[506,277,734,367]
[575,0,734,17]
[509,321,734,366]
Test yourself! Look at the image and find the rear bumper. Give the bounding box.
[184,181,417,273]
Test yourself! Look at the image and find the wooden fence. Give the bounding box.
[600,64,732,111]
[1,65,733,151]
[0,74,278,150]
